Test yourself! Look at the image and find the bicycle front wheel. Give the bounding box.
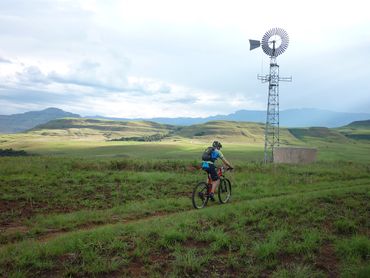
[218,178,231,204]
[192,182,209,209]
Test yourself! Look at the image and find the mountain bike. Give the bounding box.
[192,166,232,209]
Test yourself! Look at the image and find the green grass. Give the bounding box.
[2,134,370,163]
[0,182,368,277]
[0,155,369,277]
[1,119,370,163]
[0,120,369,276]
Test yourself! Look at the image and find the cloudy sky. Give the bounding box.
[0,0,369,118]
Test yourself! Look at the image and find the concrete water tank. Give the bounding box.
[274,147,317,164]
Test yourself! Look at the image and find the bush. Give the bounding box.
[334,219,357,234]
[0,148,29,156]
[336,235,370,260]
[108,133,169,142]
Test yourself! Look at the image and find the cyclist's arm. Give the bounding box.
[221,157,233,169]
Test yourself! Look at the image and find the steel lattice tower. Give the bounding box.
[249,28,292,163]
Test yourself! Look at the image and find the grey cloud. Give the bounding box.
[0,56,11,63]
[164,96,198,104]
[158,84,171,94]
[0,87,81,104]
[16,66,50,85]
[48,72,125,92]
[0,1,369,116]
[7,57,171,98]
[51,58,129,91]
[9,58,168,98]
[125,81,172,96]
[8,56,131,92]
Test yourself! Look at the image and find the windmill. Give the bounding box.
[250,28,292,163]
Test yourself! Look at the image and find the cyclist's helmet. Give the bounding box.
[212,141,222,149]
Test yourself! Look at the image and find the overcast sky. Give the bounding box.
[0,0,369,117]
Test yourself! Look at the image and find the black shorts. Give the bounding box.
[205,163,219,181]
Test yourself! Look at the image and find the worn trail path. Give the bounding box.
[1,181,368,248]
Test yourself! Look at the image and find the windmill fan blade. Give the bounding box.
[261,27,289,57]
[249,39,261,50]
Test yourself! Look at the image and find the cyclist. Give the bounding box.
[201,141,233,201]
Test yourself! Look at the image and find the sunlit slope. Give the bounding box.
[0,119,296,160]
[288,127,349,143]
[30,118,176,139]
[337,120,370,140]
[177,121,264,142]
[1,119,369,161]
[286,125,370,162]
[344,119,370,128]
[288,121,370,143]
[29,118,302,143]
[172,120,301,144]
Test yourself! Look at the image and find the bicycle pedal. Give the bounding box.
[198,192,205,200]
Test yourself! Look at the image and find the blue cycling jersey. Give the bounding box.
[202,149,224,169]
[210,149,224,161]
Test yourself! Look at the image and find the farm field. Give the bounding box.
[0,156,369,277]
[1,119,370,162]
[0,120,369,277]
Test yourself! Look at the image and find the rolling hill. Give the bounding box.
[1,117,369,162]
[175,121,300,144]
[336,120,370,140]
[30,119,270,142]
[342,119,370,129]
[288,127,349,143]
[30,118,176,140]
[28,118,364,145]
[1,108,369,134]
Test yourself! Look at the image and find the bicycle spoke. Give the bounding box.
[218,178,231,204]
[192,182,209,209]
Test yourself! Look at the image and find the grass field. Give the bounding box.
[1,119,370,163]
[0,156,369,277]
[0,120,369,277]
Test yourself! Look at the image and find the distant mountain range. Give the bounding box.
[0,107,369,134]
[0,108,80,133]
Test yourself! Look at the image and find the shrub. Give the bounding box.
[334,219,357,234]
[336,235,370,260]
[0,148,29,156]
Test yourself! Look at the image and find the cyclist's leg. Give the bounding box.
[201,162,213,188]
[211,180,220,194]
[209,164,220,194]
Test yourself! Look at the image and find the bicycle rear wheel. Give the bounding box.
[218,178,231,204]
[192,182,209,209]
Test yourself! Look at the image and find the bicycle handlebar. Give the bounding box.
[220,166,234,172]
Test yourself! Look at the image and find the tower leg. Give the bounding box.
[263,58,279,163]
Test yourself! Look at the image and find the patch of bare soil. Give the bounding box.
[315,243,339,278]
[183,239,209,249]
[0,223,30,245]
[148,250,174,275]
[278,252,303,267]
[208,253,243,278]
[0,199,81,245]
[0,199,76,226]
[0,200,37,223]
